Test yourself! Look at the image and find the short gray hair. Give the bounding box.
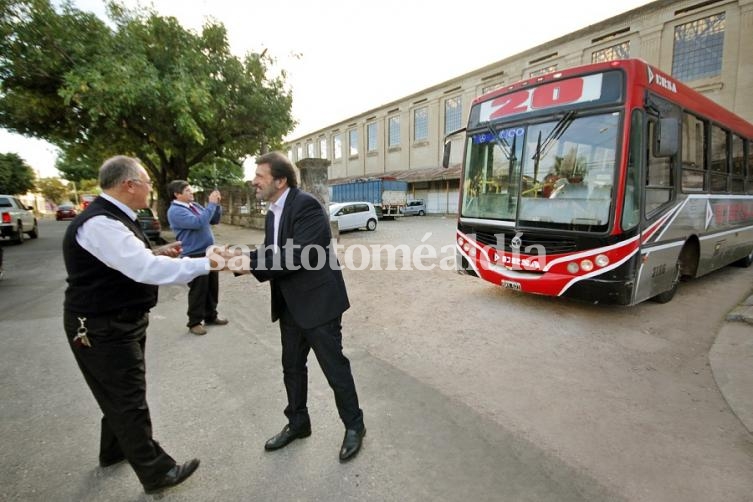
[99,156,143,189]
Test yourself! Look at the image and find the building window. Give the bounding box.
[319,137,327,159]
[444,96,462,135]
[592,41,630,63]
[672,13,725,82]
[529,65,557,77]
[306,141,314,158]
[388,115,400,148]
[333,134,342,160]
[413,106,428,142]
[287,149,293,161]
[296,143,303,160]
[481,82,503,95]
[367,122,378,152]
[349,129,359,157]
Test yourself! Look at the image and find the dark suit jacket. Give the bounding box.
[251,188,349,329]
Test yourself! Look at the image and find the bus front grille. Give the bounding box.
[459,225,577,255]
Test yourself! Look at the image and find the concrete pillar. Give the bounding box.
[297,157,331,207]
[296,157,339,240]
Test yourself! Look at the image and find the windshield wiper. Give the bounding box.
[485,124,514,161]
[531,111,576,162]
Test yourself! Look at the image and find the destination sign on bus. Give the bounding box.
[472,70,623,126]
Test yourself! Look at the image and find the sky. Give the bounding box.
[0,0,654,178]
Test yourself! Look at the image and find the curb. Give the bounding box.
[710,293,753,435]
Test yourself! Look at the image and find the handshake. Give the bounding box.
[206,244,252,274]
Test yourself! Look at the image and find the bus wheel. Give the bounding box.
[651,262,680,303]
[734,248,753,268]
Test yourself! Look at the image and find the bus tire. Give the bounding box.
[651,262,680,303]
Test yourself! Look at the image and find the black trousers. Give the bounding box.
[279,307,364,432]
[187,269,219,327]
[64,310,175,487]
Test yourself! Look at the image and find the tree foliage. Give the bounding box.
[0,152,36,194]
[0,0,295,219]
[37,176,68,203]
[55,151,98,183]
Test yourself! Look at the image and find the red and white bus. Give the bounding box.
[445,59,753,305]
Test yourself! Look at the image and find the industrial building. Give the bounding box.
[284,0,753,213]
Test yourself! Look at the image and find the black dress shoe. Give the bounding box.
[264,424,312,451]
[143,458,200,494]
[205,317,229,326]
[339,427,366,462]
[99,453,126,468]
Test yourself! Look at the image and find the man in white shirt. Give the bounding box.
[62,155,220,494]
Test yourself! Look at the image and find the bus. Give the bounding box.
[444,59,753,305]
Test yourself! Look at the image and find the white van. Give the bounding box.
[329,202,378,231]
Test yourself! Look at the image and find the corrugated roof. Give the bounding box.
[329,164,461,185]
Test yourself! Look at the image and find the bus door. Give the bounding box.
[633,96,682,303]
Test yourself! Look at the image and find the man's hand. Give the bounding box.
[206,244,251,274]
[208,190,222,204]
[154,241,183,257]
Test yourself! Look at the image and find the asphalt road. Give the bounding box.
[1,217,752,501]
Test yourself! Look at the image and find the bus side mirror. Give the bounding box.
[655,117,679,157]
[442,141,451,168]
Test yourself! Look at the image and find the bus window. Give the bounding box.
[622,110,642,230]
[710,124,729,192]
[731,134,745,194]
[646,119,673,214]
[681,112,706,193]
[746,140,753,194]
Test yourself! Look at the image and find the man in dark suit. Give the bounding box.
[239,151,365,462]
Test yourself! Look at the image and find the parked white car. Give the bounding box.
[0,195,38,243]
[329,202,378,231]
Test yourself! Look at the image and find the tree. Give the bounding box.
[0,152,36,194]
[37,176,69,204]
[0,0,294,221]
[55,152,98,183]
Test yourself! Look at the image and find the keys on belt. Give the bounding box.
[73,316,92,348]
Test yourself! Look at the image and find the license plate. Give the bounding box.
[501,280,522,290]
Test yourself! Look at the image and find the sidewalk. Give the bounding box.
[710,294,753,434]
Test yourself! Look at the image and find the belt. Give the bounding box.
[66,308,150,322]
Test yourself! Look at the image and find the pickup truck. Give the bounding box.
[0,194,38,243]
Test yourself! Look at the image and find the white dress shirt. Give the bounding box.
[76,193,210,285]
[268,188,290,249]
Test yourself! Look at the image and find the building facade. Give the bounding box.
[284,0,753,214]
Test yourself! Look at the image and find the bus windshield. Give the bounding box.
[461,111,620,232]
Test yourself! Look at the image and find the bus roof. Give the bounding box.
[472,58,753,139]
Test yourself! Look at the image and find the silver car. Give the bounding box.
[401,200,426,216]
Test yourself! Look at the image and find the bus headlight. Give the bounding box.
[457,237,464,246]
[567,262,580,274]
[595,254,610,267]
[580,259,594,272]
